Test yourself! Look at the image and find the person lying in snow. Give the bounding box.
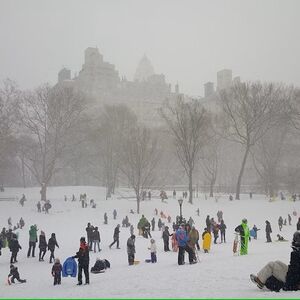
[91,258,110,273]
[250,231,300,292]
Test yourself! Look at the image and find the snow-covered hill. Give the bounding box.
[0,186,300,298]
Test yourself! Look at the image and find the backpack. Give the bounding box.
[265,276,284,292]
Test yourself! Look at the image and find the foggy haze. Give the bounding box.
[0,0,300,96]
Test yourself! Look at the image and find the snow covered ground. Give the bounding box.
[1,186,300,298]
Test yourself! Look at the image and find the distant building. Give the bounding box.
[217,69,232,91]
[58,68,71,83]
[204,82,214,98]
[57,47,178,127]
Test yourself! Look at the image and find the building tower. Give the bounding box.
[134,55,155,82]
[217,69,232,91]
[204,82,214,97]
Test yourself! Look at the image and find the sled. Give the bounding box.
[233,233,240,255]
[91,270,105,274]
[133,260,140,265]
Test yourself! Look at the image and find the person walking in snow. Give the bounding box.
[151,218,155,231]
[52,258,62,285]
[48,233,59,263]
[235,219,250,255]
[109,224,120,249]
[104,213,108,225]
[37,201,41,213]
[85,223,94,249]
[206,215,211,232]
[38,231,47,261]
[265,220,272,243]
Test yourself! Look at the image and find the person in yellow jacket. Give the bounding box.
[202,228,211,253]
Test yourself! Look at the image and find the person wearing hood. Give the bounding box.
[265,220,272,243]
[9,234,22,263]
[27,225,38,258]
[127,235,136,266]
[235,218,250,255]
[48,233,59,263]
[39,231,47,261]
[73,237,89,285]
[250,231,300,292]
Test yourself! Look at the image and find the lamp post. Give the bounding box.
[178,198,183,224]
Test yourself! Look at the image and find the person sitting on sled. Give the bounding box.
[250,231,300,292]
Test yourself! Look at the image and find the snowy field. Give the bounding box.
[1,186,300,298]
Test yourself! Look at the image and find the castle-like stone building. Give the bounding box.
[58,47,179,126]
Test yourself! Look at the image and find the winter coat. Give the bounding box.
[113,227,120,239]
[297,220,300,231]
[188,229,199,245]
[284,249,300,290]
[202,231,211,251]
[91,259,110,272]
[162,229,172,241]
[9,238,21,253]
[52,262,62,275]
[92,230,100,242]
[219,221,227,232]
[127,237,135,255]
[86,226,94,239]
[48,237,59,251]
[62,257,77,277]
[149,242,157,253]
[266,222,272,233]
[8,266,19,277]
[29,225,38,243]
[175,228,188,247]
[74,242,89,266]
[39,235,47,251]
[206,217,211,229]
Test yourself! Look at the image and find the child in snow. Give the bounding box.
[148,239,157,263]
[8,264,26,284]
[52,258,62,285]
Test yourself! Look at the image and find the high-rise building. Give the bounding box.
[204,82,214,97]
[217,69,232,91]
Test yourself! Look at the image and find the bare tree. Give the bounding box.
[200,135,220,197]
[19,84,84,200]
[160,97,209,204]
[119,126,159,214]
[0,79,20,185]
[89,105,137,198]
[220,82,287,199]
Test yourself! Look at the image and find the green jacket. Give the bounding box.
[29,225,38,242]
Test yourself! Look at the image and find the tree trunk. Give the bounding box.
[235,146,250,200]
[188,168,193,204]
[136,193,140,214]
[209,177,216,197]
[21,156,26,188]
[41,184,47,201]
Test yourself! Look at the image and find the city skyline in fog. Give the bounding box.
[0,0,299,96]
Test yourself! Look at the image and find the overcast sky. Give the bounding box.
[0,0,299,96]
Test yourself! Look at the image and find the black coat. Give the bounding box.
[9,238,21,253]
[162,229,171,241]
[39,235,47,251]
[48,237,59,251]
[284,249,300,290]
[74,243,89,266]
[113,227,120,239]
[8,266,19,277]
[52,262,62,275]
[266,223,272,234]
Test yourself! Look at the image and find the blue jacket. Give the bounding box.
[62,257,77,277]
[176,228,188,247]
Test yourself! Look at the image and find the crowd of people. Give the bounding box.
[1,190,300,294]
